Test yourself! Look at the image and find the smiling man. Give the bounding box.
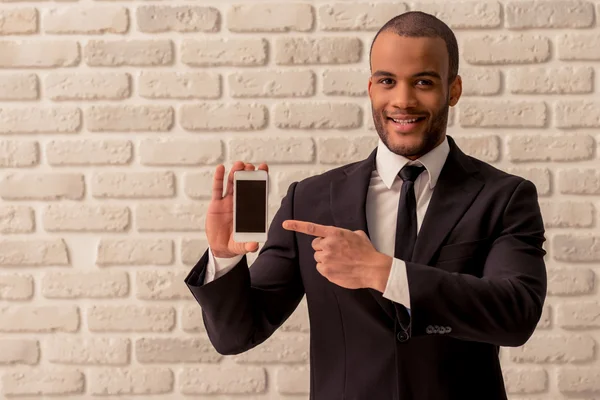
[185,11,547,400]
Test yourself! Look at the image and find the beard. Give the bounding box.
[372,97,450,159]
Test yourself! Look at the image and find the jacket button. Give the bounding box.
[397,331,409,342]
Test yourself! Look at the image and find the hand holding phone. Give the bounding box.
[205,161,269,259]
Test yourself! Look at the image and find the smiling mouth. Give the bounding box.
[387,116,426,131]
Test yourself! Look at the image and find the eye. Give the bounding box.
[378,78,394,85]
[416,80,433,86]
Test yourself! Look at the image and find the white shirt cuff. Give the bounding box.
[205,247,243,284]
[382,258,411,310]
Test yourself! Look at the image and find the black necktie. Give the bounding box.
[394,164,426,262]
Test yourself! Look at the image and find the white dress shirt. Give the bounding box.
[204,136,450,311]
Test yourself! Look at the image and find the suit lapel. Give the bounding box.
[330,148,397,318]
[411,136,484,265]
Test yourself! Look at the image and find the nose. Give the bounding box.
[390,83,418,109]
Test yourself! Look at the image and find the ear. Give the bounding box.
[448,75,462,107]
[367,76,373,101]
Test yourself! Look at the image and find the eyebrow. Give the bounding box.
[372,70,442,80]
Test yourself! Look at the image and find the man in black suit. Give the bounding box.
[185,11,547,400]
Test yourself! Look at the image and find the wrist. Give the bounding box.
[369,253,393,293]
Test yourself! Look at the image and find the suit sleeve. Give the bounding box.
[405,179,547,347]
[184,182,304,355]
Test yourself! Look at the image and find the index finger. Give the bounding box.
[282,220,341,237]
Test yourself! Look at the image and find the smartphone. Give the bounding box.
[233,169,269,243]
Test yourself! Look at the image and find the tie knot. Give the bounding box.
[399,164,426,182]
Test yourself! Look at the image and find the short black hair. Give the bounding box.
[369,11,459,85]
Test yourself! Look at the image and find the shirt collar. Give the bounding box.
[375,135,450,190]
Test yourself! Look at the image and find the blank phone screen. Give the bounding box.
[235,180,267,232]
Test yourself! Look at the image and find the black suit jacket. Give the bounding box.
[185,135,547,400]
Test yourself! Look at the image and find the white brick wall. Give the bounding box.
[0,0,598,398]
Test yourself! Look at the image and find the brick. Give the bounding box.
[548,267,595,296]
[509,135,594,162]
[181,103,266,131]
[538,304,552,329]
[42,271,128,299]
[508,66,593,94]
[558,367,600,394]
[459,68,501,95]
[137,6,219,32]
[180,366,266,395]
[459,100,546,128]
[136,203,207,232]
[0,274,33,300]
[0,173,83,200]
[181,238,208,266]
[506,1,593,28]
[317,136,377,164]
[502,367,547,394]
[46,73,130,100]
[181,304,206,333]
[558,33,600,60]
[558,301,600,329]
[276,37,362,65]
[184,170,216,199]
[274,170,325,198]
[2,369,84,396]
[229,137,315,164]
[140,138,222,166]
[275,102,361,129]
[277,366,309,394]
[463,35,550,64]
[88,305,175,332]
[0,140,38,167]
[0,205,34,233]
[415,2,502,28]
[89,368,173,395]
[451,135,500,162]
[555,100,600,128]
[86,105,173,132]
[44,204,130,232]
[44,6,128,33]
[181,38,267,66]
[85,40,173,66]
[505,168,551,196]
[0,305,78,332]
[0,339,38,364]
[553,234,600,262]
[97,239,173,266]
[136,270,191,300]
[0,40,79,67]
[281,299,310,333]
[139,71,220,99]
[323,69,368,96]
[228,3,312,32]
[508,334,595,363]
[46,337,129,365]
[0,239,69,267]
[136,337,222,363]
[92,171,175,199]
[234,334,308,363]
[230,70,315,98]
[319,3,408,30]
[0,8,37,34]
[558,169,600,194]
[539,201,594,228]
[0,74,38,100]
[0,107,81,134]
[46,139,132,166]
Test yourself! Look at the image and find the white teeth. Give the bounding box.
[393,118,419,124]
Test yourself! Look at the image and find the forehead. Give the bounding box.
[370,32,448,77]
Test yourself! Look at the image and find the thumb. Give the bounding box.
[245,242,259,253]
[354,230,368,239]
